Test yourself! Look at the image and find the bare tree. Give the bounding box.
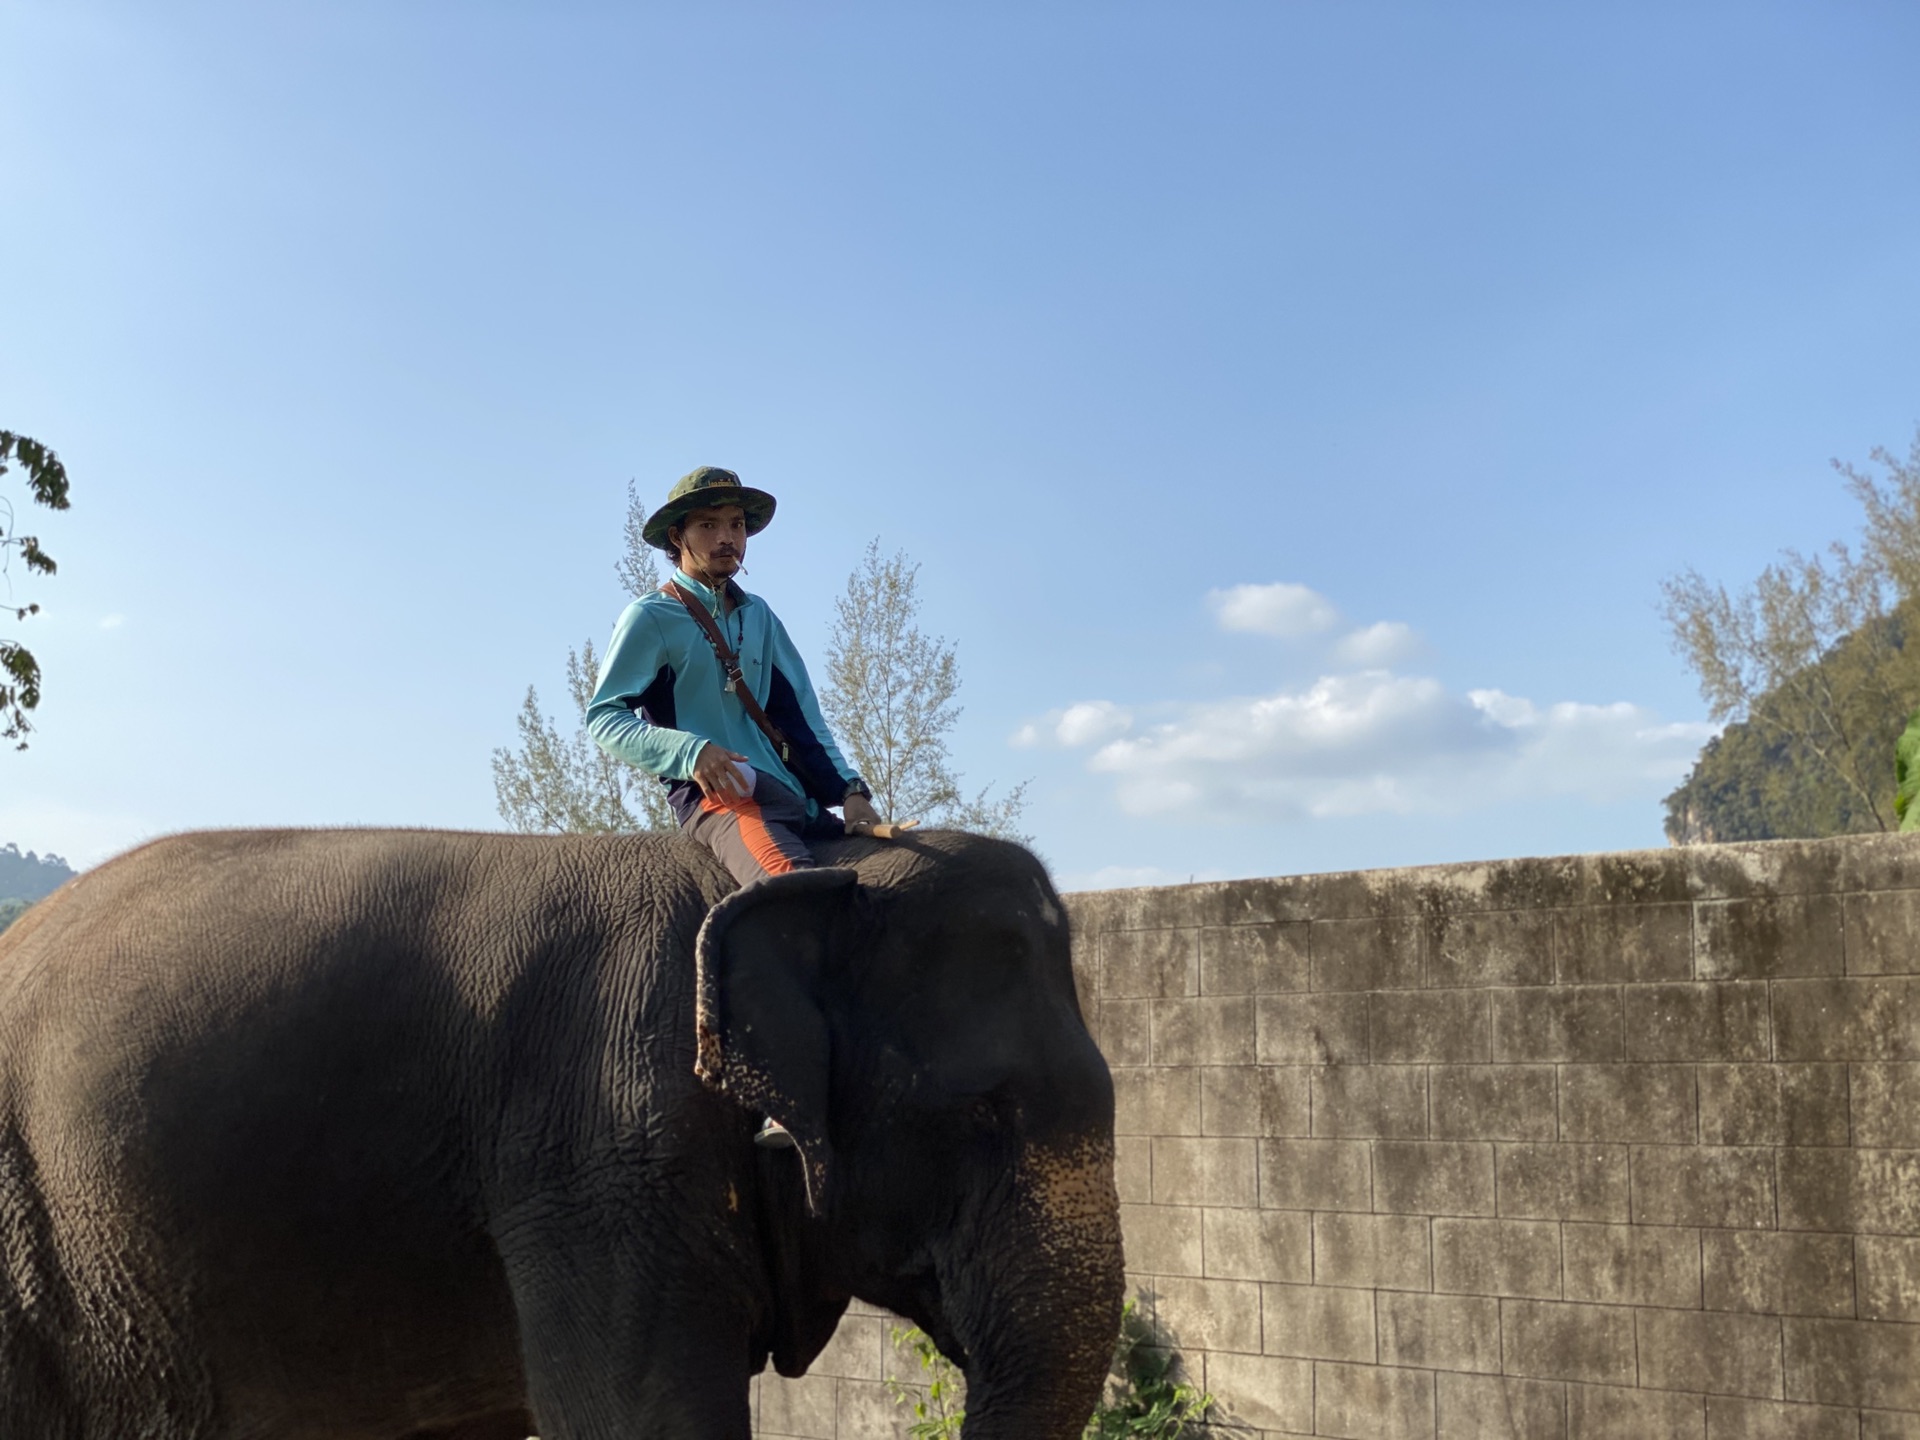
[491,483,676,833]
[822,539,1028,842]
[614,477,662,602]
[491,639,677,833]
[1842,432,1920,599]
[1660,430,1920,837]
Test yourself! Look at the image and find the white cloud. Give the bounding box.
[1026,670,1713,824]
[98,613,125,630]
[1208,582,1340,638]
[1012,699,1133,749]
[1333,620,1418,667]
[1465,690,1721,801]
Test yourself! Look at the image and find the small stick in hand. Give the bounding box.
[848,818,920,840]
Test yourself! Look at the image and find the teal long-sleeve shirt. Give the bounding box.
[586,572,862,820]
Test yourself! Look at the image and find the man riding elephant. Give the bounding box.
[587,465,899,887]
[587,466,916,1149]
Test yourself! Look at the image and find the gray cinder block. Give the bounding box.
[1259,1137,1372,1213]
[1622,982,1771,1063]
[1562,1221,1701,1309]
[1555,902,1692,986]
[1435,1372,1565,1440]
[1256,991,1369,1065]
[1431,1064,1558,1142]
[1703,1230,1855,1318]
[1314,1359,1434,1440]
[1311,915,1422,992]
[1500,1299,1637,1387]
[1695,895,1845,981]
[1491,986,1624,1063]
[1629,1145,1775,1229]
[1496,1144,1630,1223]
[1636,1307,1785,1400]
[1435,1217,1564,1299]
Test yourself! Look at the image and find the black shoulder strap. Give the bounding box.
[663,582,792,764]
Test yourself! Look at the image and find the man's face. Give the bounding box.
[674,504,748,578]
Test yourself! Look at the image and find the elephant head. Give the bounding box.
[694,832,1124,1440]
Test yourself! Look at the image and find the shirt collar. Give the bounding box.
[671,570,752,609]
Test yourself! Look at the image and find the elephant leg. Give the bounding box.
[496,1230,752,1440]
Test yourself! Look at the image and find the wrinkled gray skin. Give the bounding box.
[0,827,1122,1439]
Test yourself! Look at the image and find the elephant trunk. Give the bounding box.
[946,1136,1125,1440]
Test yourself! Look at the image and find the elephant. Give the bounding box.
[0,826,1123,1439]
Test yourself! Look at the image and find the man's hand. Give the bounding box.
[844,791,917,840]
[691,742,752,801]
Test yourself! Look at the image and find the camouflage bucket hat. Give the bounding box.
[642,466,778,552]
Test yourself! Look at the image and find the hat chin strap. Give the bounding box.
[675,534,742,597]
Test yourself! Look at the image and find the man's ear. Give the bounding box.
[694,867,860,1216]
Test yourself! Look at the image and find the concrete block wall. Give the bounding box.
[750,1301,942,1439]
[755,834,1920,1439]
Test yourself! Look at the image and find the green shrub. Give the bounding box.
[885,1325,965,1439]
[885,1300,1212,1440]
[1086,1301,1213,1439]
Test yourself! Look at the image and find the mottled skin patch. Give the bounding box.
[1003,1137,1126,1433]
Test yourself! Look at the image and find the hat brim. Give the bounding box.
[642,487,778,551]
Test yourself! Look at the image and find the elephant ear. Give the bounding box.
[695,867,860,1217]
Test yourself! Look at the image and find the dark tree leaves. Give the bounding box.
[1,430,70,748]
[0,432,71,511]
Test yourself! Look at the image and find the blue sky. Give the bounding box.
[3,1,1917,888]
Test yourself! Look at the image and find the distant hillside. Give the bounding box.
[0,843,76,902]
[1663,608,1917,844]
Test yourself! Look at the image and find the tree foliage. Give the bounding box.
[0,841,75,902]
[491,483,675,834]
[823,539,1028,841]
[491,640,676,833]
[1662,611,1914,842]
[1661,431,1920,841]
[1,431,72,749]
[0,897,31,935]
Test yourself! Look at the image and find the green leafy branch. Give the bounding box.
[1085,1301,1214,1439]
[885,1301,1212,1440]
[1,430,72,749]
[885,1325,965,1439]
